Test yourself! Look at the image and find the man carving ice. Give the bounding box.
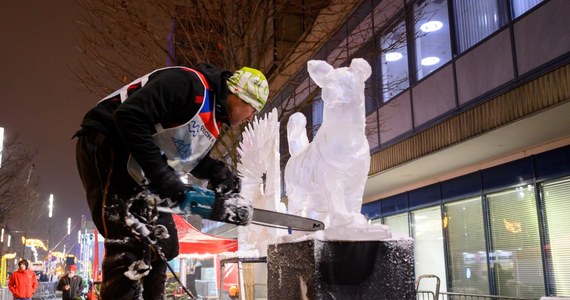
[74,64,268,299]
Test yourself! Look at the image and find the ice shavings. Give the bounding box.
[215,193,253,226]
[124,213,152,239]
[152,224,170,240]
[123,190,175,245]
[124,260,151,280]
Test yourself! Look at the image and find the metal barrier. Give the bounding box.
[416,274,441,300]
[438,292,536,300]
[417,290,438,300]
[33,282,57,300]
[0,288,13,300]
[1,283,58,300]
[416,274,536,300]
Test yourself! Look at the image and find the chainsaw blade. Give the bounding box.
[158,207,324,232]
[251,208,324,232]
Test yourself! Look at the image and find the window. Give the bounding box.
[487,186,545,298]
[453,0,508,53]
[445,197,490,294]
[361,52,380,115]
[383,213,410,238]
[414,0,452,79]
[511,0,543,18]
[411,206,447,292]
[380,21,409,101]
[311,94,323,136]
[370,218,382,225]
[541,177,570,296]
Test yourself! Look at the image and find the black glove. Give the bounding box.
[150,170,185,207]
[209,192,252,226]
[208,164,239,194]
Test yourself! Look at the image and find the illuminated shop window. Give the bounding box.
[412,206,448,292]
[487,186,545,298]
[383,213,410,238]
[445,197,489,294]
[541,177,570,296]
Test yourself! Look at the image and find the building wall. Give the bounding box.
[367,0,570,173]
[273,0,570,180]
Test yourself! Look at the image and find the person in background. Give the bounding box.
[75,64,268,299]
[8,259,38,300]
[38,271,49,282]
[186,259,203,297]
[57,265,84,300]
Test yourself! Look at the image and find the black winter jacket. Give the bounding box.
[57,274,84,300]
[77,63,233,202]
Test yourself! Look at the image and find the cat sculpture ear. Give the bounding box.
[350,58,372,81]
[307,60,334,88]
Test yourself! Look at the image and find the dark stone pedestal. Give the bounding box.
[267,239,415,300]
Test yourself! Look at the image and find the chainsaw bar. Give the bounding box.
[158,207,324,232]
[250,208,324,232]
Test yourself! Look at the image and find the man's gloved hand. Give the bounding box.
[151,171,185,208]
[208,164,240,194]
[179,186,252,226]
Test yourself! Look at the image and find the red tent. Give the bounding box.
[173,214,238,254]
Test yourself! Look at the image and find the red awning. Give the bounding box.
[173,214,238,255]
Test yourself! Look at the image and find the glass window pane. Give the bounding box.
[541,177,570,296]
[453,0,508,53]
[512,0,543,18]
[412,206,448,292]
[359,45,381,115]
[383,213,410,238]
[414,0,452,79]
[487,185,545,298]
[311,94,323,136]
[380,21,409,101]
[445,197,490,294]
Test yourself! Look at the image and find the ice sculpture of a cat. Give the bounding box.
[285,58,372,229]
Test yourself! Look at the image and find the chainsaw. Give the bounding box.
[157,185,324,232]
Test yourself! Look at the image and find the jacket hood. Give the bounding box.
[196,63,232,125]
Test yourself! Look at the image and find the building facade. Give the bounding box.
[267,0,570,298]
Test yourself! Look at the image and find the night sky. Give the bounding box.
[0,1,96,243]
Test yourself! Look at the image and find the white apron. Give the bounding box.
[98,66,220,185]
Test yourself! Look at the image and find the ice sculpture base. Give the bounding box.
[267,239,415,300]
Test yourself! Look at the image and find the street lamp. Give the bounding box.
[0,127,4,167]
[48,194,54,250]
[0,228,3,260]
[65,218,71,256]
